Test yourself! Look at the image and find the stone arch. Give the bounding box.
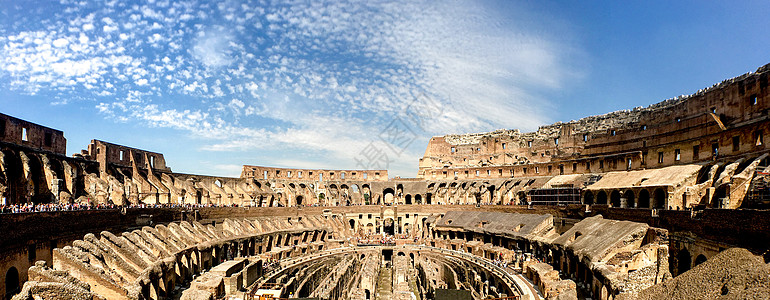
[583,190,594,205]
[487,185,496,204]
[596,190,608,205]
[383,218,395,236]
[5,266,20,299]
[638,189,651,208]
[713,185,729,208]
[405,194,412,204]
[414,194,422,204]
[295,195,303,207]
[276,193,284,207]
[610,190,621,207]
[25,153,48,204]
[695,254,707,267]
[362,184,371,205]
[517,191,527,205]
[653,188,667,209]
[426,193,432,204]
[624,190,635,208]
[383,188,395,205]
[677,249,692,275]
[349,219,356,230]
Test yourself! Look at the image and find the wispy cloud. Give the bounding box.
[0,0,582,177]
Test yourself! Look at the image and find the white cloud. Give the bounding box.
[52,38,69,48]
[192,29,234,68]
[0,0,581,177]
[104,25,119,33]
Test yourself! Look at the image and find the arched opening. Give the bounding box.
[487,185,496,204]
[583,191,594,205]
[624,190,635,208]
[596,190,608,204]
[362,184,371,205]
[383,218,395,236]
[196,191,202,204]
[677,249,692,275]
[295,195,303,207]
[214,179,222,188]
[383,188,395,204]
[713,185,729,208]
[425,193,432,205]
[5,267,20,299]
[638,189,651,208]
[517,191,527,205]
[365,289,371,299]
[694,254,707,267]
[405,194,412,205]
[414,194,422,204]
[610,190,621,207]
[349,219,355,230]
[653,188,667,209]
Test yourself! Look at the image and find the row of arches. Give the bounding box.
[675,249,708,275]
[583,188,668,209]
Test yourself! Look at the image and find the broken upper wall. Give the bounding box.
[84,140,171,174]
[419,62,770,178]
[241,165,388,182]
[0,113,66,155]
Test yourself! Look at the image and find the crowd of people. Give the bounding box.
[0,202,244,214]
[492,258,509,270]
[262,257,280,274]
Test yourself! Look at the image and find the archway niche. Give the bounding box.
[596,190,608,205]
[624,190,635,208]
[5,267,20,299]
[383,188,395,204]
[677,249,692,275]
[653,188,667,209]
[383,218,395,236]
[694,254,707,267]
[638,189,651,208]
[610,190,621,207]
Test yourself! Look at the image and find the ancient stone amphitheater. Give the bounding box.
[2,64,770,299]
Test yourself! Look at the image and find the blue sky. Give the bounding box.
[1,0,769,178]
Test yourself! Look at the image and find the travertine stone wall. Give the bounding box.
[419,63,770,180]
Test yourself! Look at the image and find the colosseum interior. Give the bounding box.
[2,64,770,300]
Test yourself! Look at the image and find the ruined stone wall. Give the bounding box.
[419,63,770,179]
[241,165,388,181]
[85,139,171,173]
[0,113,66,155]
[2,204,769,298]
[11,216,335,300]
